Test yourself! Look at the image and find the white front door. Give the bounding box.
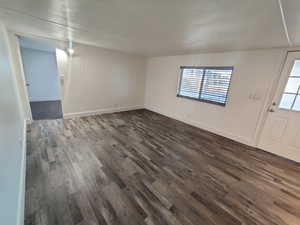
[258,52,300,163]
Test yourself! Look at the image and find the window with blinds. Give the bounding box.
[177,66,233,106]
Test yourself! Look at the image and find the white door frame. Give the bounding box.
[253,50,290,147]
[255,50,300,161]
[14,33,67,121]
[11,33,33,122]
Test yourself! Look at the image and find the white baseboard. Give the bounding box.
[16,119,27,225]
[145,105,253,147]
[65,104,253,146]
[63,105,144,119]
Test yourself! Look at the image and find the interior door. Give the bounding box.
[258,52,300,162]
[20,48,61,102]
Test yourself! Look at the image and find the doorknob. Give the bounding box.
[26,83,30,86]
[268,102,276,112]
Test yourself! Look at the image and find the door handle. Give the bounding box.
[268,102,276,112]
[26,83,30,86]
[268,108,275,112]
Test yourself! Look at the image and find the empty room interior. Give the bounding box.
[2,1,300,225]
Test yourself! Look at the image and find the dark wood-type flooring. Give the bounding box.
[25,109,300,225]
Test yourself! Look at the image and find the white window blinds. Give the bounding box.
[178,67,233,106]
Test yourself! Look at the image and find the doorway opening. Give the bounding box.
[19,36,65,120]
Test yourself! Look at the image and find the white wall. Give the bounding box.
[144,49,286,145]
[20,47,61,102]
[0,24,26,225]
[63,43,146,117]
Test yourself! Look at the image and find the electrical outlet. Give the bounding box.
[249,93,261,101]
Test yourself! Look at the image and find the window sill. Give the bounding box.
[176,94,226,107]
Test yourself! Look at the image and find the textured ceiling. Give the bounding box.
[0,0,298,56]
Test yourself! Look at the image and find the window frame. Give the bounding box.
[278,59,300,111]
[177,66,234,106]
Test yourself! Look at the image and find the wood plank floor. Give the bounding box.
[25,109,300,225]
